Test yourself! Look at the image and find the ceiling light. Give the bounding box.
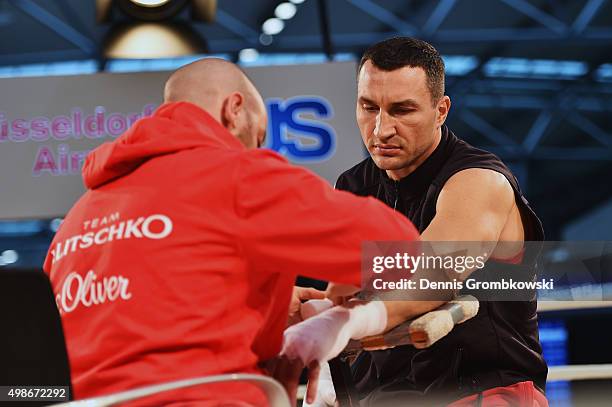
[239,48,260,63]
[97,0,217,23]
[130,0,171,7]
[0,250,18,265]
[116,0,188,21]
[275,2,297,20]
[289,0,305,4]
[259,33,273,45]
[262,18,284,35]
[104,22,207,59]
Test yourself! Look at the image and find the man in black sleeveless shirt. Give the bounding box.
[329,37,548,406]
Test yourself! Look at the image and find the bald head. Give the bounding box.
[164,58,267,148]
[164,58,248,110]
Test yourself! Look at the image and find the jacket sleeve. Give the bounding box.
[235,149,419,286]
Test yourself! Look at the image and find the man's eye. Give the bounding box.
[362,104,378,112]
[394,108,415,114]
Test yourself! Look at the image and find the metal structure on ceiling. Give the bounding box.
[1,0,611,238]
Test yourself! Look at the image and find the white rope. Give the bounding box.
[537,300,612,312]
[547,364,612,381]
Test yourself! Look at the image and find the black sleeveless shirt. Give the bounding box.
[335,126,548,406]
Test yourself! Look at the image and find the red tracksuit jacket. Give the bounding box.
[43,102,418,405]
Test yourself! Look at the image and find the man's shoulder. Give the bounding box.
[442,131,515,186]
[443,130,546,238]
[335,157,380,194]
[450,135,506,168]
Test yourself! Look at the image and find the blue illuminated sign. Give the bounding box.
[266,96,336,162]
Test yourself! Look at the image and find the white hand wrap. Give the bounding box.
[300,298,334,320]
[281,300,387,365]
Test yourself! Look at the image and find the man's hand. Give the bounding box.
[281,301,387,365]
[288,286,326,326]
[279,300,387,403]
[325,283,360,305]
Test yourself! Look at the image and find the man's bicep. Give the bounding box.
[422,168,515,242]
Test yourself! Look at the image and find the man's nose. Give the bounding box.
[373,111,396,141]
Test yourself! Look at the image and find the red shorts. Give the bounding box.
[448,381,548,407]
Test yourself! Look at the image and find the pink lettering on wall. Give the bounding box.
[32,146,58,175]
[31,117,50,141]
[32,144,92,176]
[0,104,158,177]
[0,103,157,143]
[0,113,7,141]
[52,116,71,140]
[10,119,29,141]
[106,113,128,137]
[72,109,82,138]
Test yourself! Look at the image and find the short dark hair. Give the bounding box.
[358,37,445,103]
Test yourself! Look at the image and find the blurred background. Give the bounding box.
[1,1,612,405]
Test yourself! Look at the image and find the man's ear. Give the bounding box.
[221,92,245,130]
[436,95,451,128]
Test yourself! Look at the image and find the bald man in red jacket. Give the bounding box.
[44,58,419,406]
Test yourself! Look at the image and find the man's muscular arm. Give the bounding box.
[385,168,519,327]
[328,168,520,330]
[421,168,517,242]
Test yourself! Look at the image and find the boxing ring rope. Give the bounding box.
[547,364,612,382]
[538,301,612,382]
[537,300,612,312]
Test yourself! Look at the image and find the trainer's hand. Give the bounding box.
[288,286,326,326]
[325,283,360,305]
[303,361,336,407]
[272,355,320,403]
[280,302,387,401]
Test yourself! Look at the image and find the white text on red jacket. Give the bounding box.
[56,269,132,314]
[50,213,173,265]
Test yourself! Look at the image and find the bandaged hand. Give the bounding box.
[281,300,388,365]
[300,298,334,320]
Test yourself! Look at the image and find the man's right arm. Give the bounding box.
[235,149,419,286]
